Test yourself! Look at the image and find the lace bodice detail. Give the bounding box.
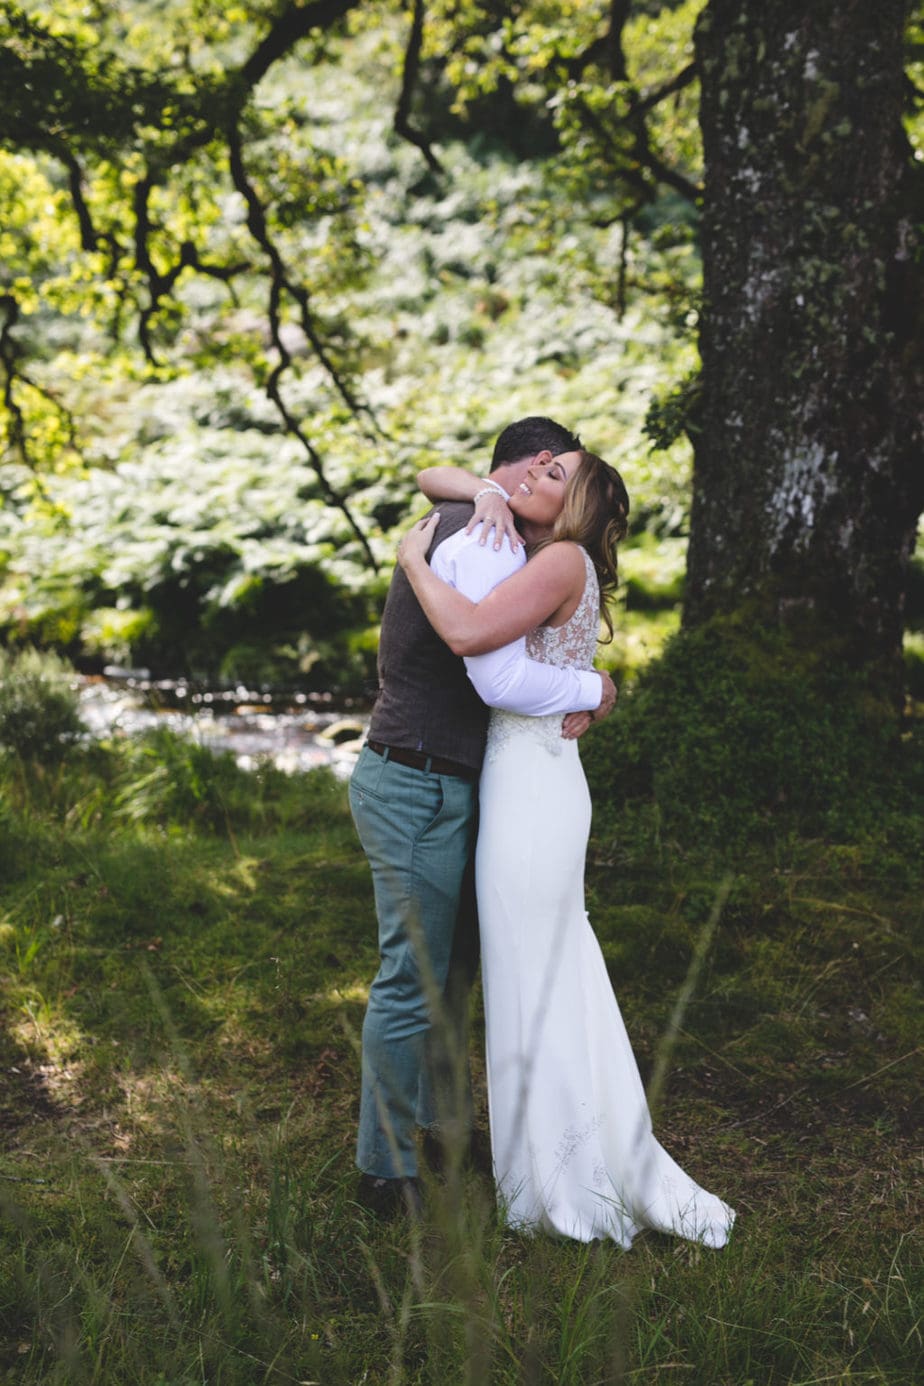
[486,548,600,762]
[524,548,600,670]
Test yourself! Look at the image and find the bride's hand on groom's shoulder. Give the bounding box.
[465,491,520,553]
[397,511,440,570]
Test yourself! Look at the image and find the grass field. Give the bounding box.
[1,734,921,1384]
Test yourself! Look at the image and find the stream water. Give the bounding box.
[78,671,369,780]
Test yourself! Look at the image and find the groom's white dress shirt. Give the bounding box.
[430,523,602,716]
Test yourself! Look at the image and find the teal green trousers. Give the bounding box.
[349,745,477,1178]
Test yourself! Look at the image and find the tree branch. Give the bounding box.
[132,174,161,365]
[8,1,377,436]
[605,0,631,81]
[616,209,635,319]
[573,97,654,202]
[50,139,98,253]
[572,81,701,206]
[394,0,444,174]
[625,109,701,203]
[241,0,361,90]
[132,173,251,364]
[0,295,29,464]
[560,4,700,204]
[226,124,379,571]
[632,61,698,120]
[0,294,76,474]
[565,0,631,80]
[226,125,367,417]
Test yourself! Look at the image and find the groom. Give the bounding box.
[349,417,617,1215]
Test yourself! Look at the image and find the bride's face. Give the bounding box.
[508,450,582,531]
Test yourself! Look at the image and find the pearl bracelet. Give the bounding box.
[473,483,509,503]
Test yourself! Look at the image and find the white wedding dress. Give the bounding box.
[476,548,735,1247]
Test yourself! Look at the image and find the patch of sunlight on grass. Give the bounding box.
[311,979,370,1005]
[12,997,84,1069]
[214,1018,275,1058]
[207,854,263,896]
[110,1067,198,1142]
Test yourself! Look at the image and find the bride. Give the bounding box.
[397,449,735,1249]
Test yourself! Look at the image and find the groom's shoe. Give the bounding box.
[355,1173,424,1220]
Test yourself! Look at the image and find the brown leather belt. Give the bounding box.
[366,739,478,782]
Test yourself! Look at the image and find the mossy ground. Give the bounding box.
[0,715,920,1385]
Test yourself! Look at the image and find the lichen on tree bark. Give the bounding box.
[687,0,923,689]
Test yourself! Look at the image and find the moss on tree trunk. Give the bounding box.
[688,0,923,694]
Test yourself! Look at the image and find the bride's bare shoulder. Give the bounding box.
[529,540,586,577]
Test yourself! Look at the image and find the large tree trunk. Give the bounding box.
[688,0,923,692]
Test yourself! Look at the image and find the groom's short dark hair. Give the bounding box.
[490,416,582,471]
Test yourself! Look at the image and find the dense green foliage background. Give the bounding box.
[1,1,921,692]
[0,0,740,688]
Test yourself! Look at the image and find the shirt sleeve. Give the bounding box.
[432,526,603,715]
[431,522,521,601]
[464,641,602,714]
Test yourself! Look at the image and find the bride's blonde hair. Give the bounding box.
[534,450,629,641]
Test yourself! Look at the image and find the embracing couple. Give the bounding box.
[349,416,734,1248]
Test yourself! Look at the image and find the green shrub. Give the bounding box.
[109,728,349,835]
[584,617,917,852]
[0,647,84,762]
[111,728,257,831]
